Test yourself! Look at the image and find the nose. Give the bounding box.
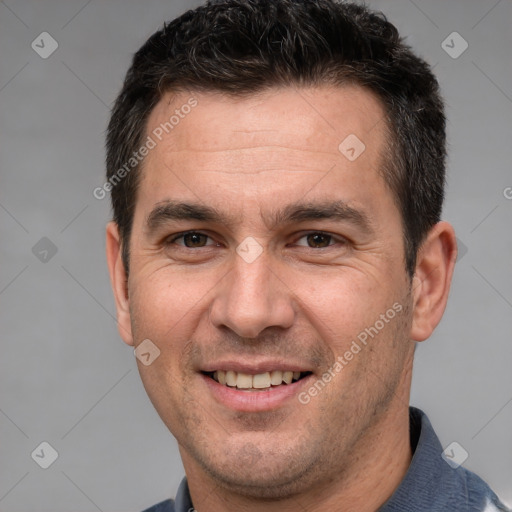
[209,251,295,339]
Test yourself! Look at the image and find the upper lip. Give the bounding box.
[200,359,313,374]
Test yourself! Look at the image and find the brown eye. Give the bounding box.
[306,233,332,248]
[169,231,214,248]
[295,232,339,248]
[183,233,208,247]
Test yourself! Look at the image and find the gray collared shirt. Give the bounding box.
[142,407,510,512]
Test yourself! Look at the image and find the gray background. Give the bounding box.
[0,0,511,510]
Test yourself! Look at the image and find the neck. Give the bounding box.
[183,366,414,512]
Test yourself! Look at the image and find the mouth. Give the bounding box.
[202,370,312,391]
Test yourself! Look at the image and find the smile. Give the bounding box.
[204,370,312,391]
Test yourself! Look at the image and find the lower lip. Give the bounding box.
[201,374,312,412]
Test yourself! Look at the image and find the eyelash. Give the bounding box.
[166,230,347,249]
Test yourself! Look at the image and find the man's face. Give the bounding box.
[118,86,416,496]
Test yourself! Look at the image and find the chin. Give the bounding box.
[207,465,315,500]
[195,441,324,499]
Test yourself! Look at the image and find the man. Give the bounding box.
[104,1,509,510]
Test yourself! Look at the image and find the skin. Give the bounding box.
[106,86,457,511]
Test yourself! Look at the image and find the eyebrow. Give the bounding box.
[145,199,373,235]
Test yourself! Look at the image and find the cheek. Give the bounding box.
[295,268,391,353]
[128,270,205,431]
[129,267,209,341]
[127,271,205,405]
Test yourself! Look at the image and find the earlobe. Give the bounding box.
[105,221,134,346]
[410,221,457,342]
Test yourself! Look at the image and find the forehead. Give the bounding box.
[137,85,393,223]
[145,85,387,163]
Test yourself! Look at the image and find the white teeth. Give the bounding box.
[211,369,304,389]
[226,370,237,386]
[270,370,283,385]
[282,371,293,384]
[252,372,271,389]
[236,373,253,389]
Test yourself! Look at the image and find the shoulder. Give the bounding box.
[415,408,511,512]
[380,408,510,512]
[142,476,193,511]
[461,468,511,512]
[141,498,175,512]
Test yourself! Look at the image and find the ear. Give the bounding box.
[106,221,134,346]
[410,221,457,342]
